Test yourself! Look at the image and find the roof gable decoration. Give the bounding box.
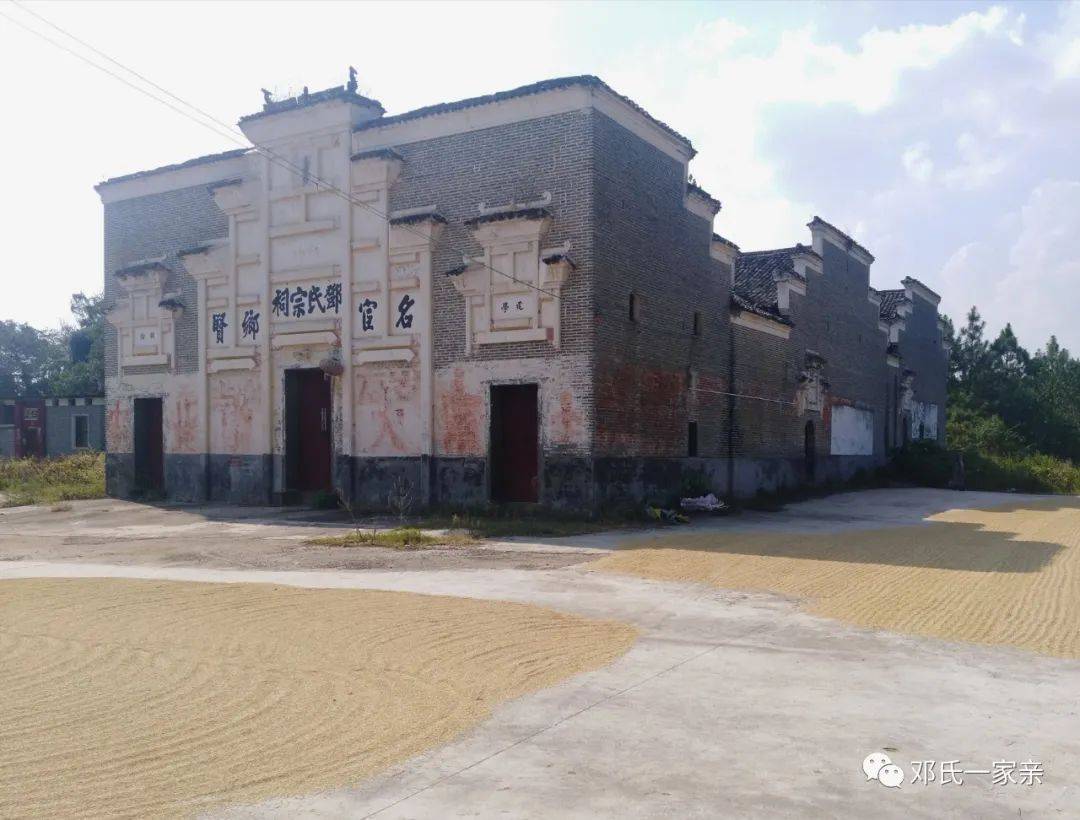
[451,196,570,352]
[791,245,822,277]
[807,216,874,267]
[902,276,942,306]
[208,175,257,217]
[776,267,807,312]
[710,234,739,276]
[685,180,720,222]
[177,242,229,282]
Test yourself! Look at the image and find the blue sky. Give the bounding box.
[3,1,1078,352]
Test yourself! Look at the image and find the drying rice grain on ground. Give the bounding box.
[0,579,636,818]
[591,499,1080,658]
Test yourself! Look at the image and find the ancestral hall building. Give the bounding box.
[97,75,948,508]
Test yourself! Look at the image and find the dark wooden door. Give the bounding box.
[16,401,45,458]
[804,420,816,482]
[286,369,332,492]
[134,398,164,492]
[490,384,539,503]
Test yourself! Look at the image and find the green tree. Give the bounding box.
[0,321,64,397]
[50,292,106,397]
[0,292,106,399]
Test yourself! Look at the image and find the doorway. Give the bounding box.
[804,420,816,482]
[285,369,333,492]
[134,397,164,492]
[490,384,539,503]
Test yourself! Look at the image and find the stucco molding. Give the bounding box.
[730,309,792,339]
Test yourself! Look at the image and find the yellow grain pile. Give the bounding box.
[0,579,636,818]
[591,499,1080,658]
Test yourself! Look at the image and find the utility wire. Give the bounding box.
[2,2,796,409]
[2,1,562,299]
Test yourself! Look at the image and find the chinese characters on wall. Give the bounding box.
[208,281,418,345]
[271,283,343,319]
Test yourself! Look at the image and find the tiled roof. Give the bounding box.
[388,210,447,226]
[350,147,404,163]
[97,148,249,188]
[542,252,576,269]
[878,289,909,322]
[730,292,794,325]
[240,85,384,123]
[353,75,695,155]
[733,248,807,317]
[114,257,168,277]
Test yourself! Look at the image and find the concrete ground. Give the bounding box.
[2,488,1078,817]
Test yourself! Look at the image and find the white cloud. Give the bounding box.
[600,5,1022,249]
[1046,0,1080,78]
[938,180,1080,350]
[902,142,934,183]
[941,132,1008,189]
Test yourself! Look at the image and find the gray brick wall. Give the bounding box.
[897,294,948,443]
[388,109,597,454]
[45,402,105,456]
[98,95,947,507]
[591,110,732,460]
[788,242,890,459]
[390,108,594,357]
[589,107,901,498]
[103,183,230,377]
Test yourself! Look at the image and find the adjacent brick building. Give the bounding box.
[97,75,948,508]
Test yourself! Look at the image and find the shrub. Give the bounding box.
[0,451,106,507]
[891,440,953,487]
[679,468,713,499]
[892,439,1080,494]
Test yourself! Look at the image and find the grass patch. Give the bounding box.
[306,527,467,550]
[307,509,632,549]
[418,511,629,539]
[0,452,106,507]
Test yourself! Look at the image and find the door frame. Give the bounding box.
[133,396,165,493]
[283,367,334,493]
[488,380,542,504]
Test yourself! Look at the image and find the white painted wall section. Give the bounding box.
[830,405,874,456]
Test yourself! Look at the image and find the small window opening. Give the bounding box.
[629,292,640,323]
[687,421,699,457]
[73,415,89,449]
[692,311,702,336]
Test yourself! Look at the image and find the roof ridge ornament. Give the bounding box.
[347,66,358,94]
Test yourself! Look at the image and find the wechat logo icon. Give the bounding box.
[863,752,905,788]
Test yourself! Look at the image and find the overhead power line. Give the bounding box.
[2,0,562,298]
[1,1,797,409]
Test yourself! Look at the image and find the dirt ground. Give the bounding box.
[0,499,598,572]
[0,577,635,818]
[591,497,1080,658]
[1,489,1078,817]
